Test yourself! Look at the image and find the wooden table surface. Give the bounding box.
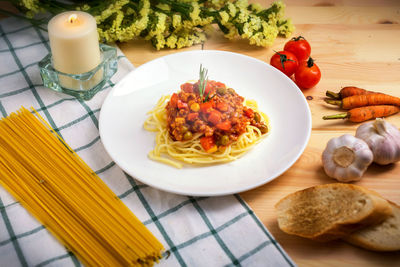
[1,0,399,266]
[118,1,400,266]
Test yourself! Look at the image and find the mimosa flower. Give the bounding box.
[15,0,294,50]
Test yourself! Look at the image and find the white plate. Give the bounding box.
[99,50,311,196]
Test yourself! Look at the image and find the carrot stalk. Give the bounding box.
[323,105,400,122]
[322,113,348,120]
[326,90,341,100]
[324,99,342,106]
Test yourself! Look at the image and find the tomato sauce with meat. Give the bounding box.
[166,80,268,152]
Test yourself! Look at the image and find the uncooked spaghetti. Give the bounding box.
[0,107,164,266]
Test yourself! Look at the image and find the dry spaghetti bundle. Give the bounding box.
[0,107,163,266]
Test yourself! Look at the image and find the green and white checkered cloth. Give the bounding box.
[0,17,295,267]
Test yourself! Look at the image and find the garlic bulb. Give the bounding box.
[355,119,400,165]
[322,134,373,182]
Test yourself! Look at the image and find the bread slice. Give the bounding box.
[344,201,400,251]
[275,183,392,241]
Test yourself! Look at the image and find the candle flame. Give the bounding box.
[68,14,77,24]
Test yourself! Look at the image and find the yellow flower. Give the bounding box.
[219,11,229,24]
[277,18,295,37]
[189,2,201,22]
[275,1,286,19]
[113,11,124,31]
[156,3,170,11]
[227,3,237,17]
[140,0,150,17]
[224,25,238,40]
[249,3,263,13]
[166,34,178,49]
[20,0,293,49]
[95,0,129,24]
[76,4,90,11]
[242,16,262,38]
[21,0,40,13]
[143,11,168,41]
[155,12,167,34]
[153,34,166,50]
[210,0,229,9]
[237,7,249,24]
[172,14,182,28]
[236,0,249,10]
[176,36,188,49]
[125,7,135,16]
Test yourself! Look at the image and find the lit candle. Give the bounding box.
[48,11,101,90]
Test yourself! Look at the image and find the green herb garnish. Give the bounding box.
[199,64,209,103]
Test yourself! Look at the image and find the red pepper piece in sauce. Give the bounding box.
[244,108,254,118]
[216,121,232,131]
[180,83,194,93]
[170,93,178,108]
[187,113,199,121]
[208,110,222,125]
[200,136,217,153]
[177,99,188,109]
[200,101,213,113]
[216,102,229,112]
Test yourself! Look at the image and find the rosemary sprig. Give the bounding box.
[204,90,214,102]
[198,64,208,103]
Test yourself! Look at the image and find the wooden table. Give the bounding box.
[118,1,400,266]
[1,0,399,266]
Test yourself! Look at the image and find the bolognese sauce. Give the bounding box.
[166,80,268,153]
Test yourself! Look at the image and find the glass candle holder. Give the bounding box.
[38,44,118,101]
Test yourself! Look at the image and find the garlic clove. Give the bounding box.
[373,118,386,134]
[354,146,375,166]
[374,138,400,165]
[340,134,358,147]
[345,165,364,182]
[333,166,348,181]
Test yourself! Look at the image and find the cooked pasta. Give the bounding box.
[144,93,269,169]
[0,107,163,266]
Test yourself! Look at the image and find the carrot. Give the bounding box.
[322,105,400,122]
[326,86,377,100]
[187,112,199,121]
[200,136,217,153]
[324,93,400,109]
[207,110,222,125]
[200,101,213,113]
[216,121,231,131]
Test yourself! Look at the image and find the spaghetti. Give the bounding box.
[144,78,269,169]
[0,107,163,266]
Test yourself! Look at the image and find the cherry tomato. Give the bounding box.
[295,57,321,89]
[284,36,311,62]
[270,51,298,77]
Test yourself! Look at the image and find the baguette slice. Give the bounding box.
[275,183,392,241]
[344,201,400,251]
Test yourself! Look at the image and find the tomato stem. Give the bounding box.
[291,36,306,41]
[274,50,295,70]
[307,57,315,68]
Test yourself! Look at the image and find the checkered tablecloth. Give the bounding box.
[0,17,295,267]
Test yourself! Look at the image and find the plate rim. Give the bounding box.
[99,50,312,196]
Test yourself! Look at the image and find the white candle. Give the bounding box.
[48,11,101,90]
